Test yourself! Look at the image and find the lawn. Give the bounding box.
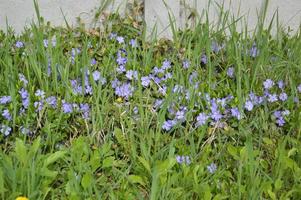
[0,5,301,200]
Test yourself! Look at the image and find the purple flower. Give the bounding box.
[175,108,186,121]
[92,70,101,82]
[263,79,274,90]
[61,101,73,114]
[43,39,49,48]
[196,113,209,127]
[227,67,235,78]
[15,41,24,48]
[126,70,138,80]
[111,78,121,89]
[19,88,30,109]
[0,96,11,105]
[20,126,31,135]
[182,60,190,69]
[273,111,282,119]
[116,65,126,73]
[35,89,45,99]
[85,85,93,95]
[0,125,11,136]
[211,41,223,53]
[129,39,137,47]
[276,116,285,126]
[282,110,290,116]
[268,93,278,103]
[109,32,117,40]
[277,80,285,89]
[152,66,164,75]
[176,155,191,165]
[231,107,242,120]
[201,53,207,64]
[153,99,163,109]
[279,92,288,101]
[297,84,301,93]
[207,163,217,174]
[19,73,28,86]
[80,103,90,119]
[34,101,44,112]
[162,60,171,70]
[211,110,223,122]
[116,36,124,44]
[91,58,97,65]
[46,96,57,108]
[162,120,177,131]
[2,109,12,121]
[141,76,151,87]
[115,83,134,99]
[245,101,254,111]
[250,43,258,57]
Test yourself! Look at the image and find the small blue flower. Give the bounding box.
[263,79,274,90]
[245,101,254,111]
[196,113,208,127]
[0,125,11,136]
[15,41,24,48]
[176,155,191,165]
[162,119,177,131]
[2,109,12,121]
[141,76,151,87]
[227,67,235,78]
[0,96,11,105]
[279,92,288,101]
[207,163,217,174]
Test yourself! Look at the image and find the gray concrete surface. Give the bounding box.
[1,0,301,38]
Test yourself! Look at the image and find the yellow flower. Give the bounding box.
[16,197,29,200]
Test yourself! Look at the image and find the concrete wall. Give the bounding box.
[1,0,301,37]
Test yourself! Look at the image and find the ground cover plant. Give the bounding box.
[1,2,301,200]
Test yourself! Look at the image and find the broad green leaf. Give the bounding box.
[81,173,92,189]
[102,156,115,168]
[15,139,27,165]
[227,145,239,160]
[44,150,66,167]
[138,156,151,174]
[128,175,146,186]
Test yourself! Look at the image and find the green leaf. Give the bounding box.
[102,156,115,168]
[227,144,239,160]
[44,150,66,167]
[40,167,58,178]
[128,175,146,186]
[263,137,273,145]
[29,136,41,157]
[156,158,176,175]
[288,148,298,157]
[274,178,283,190]
[15,139,27,165]
[81,173,92,189]
[138,156,151,174]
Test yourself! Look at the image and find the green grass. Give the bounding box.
[0,2,301,199]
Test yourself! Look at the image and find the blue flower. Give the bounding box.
[0,125,11,136]
[227,67,235,78]
[182,60,190,69]
[279,92,288,101]
[298,84,301,93]
[15,41,24,48]
[61,100,73,114]
[35,89,45,99]
[263,79,274,90]
[141,76,151,87]
[245,100,254,111]
[115,83,134,99]
[46,96,57,108]
[2,109,12,121]
[196,113,209,127]
[207,163,217,174]
[231,107,242,120]
[162,120,177,131]
[0,96,11,105]
[176,155,191,165]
